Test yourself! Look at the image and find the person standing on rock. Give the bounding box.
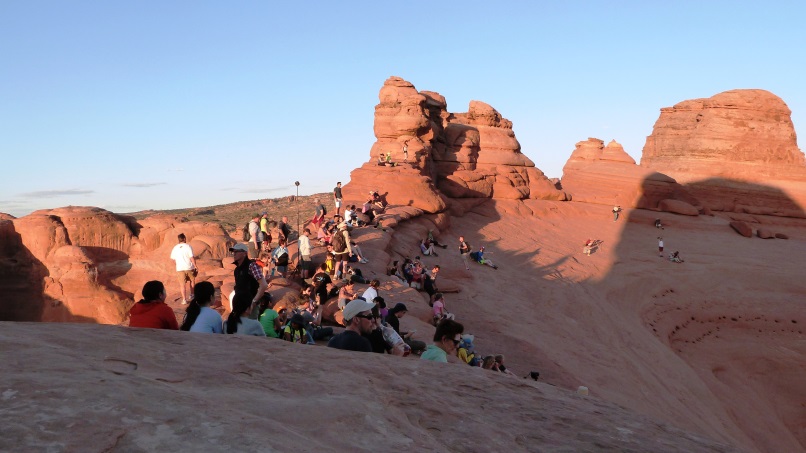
[170,233,197,305]
[402,140,409,163]
[333,182,343,216]
[312,198,326,229]
[613,205,622,222]
[260,212,269,244]
[229,243,268,316]
[298,228,312,278]
[331,222,352,280]
[459,236,471,270]
[248,214,262,258]
[658,237,664,258]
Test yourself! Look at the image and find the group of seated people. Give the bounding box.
[455,334,516,375]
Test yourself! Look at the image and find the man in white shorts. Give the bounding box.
[333,181,343,216]
[170,233,197,304]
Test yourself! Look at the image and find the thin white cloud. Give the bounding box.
[18,189,94,199]
[122,182,167,188]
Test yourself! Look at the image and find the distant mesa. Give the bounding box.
[641,89,806,217]
[343,76,566,213]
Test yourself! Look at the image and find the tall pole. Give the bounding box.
[294,181,300,278]
[294,181,300,239]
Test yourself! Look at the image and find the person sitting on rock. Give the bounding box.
[494,354,516,376]
[669,251,684,263]
[409,259,425,289]
[384,303,426,354]
[655,218,663,229]
[129,280,179,330]
[421,319,464,363]
[327,298,377,352]
[420,238,438,257]
[180,281,222,333]
[316,223,331,246]
[583,239,594,256]
[362,198,376,225]
[469,246,499,269]
[349,240,369,263]
[337,279,358,310]
[457,334,480,366]
[432,293,454,325]
[427,229,449,249]
[423,264,440,303]
[258,301,281,338]
[312,263,334,307]
[224,291,266,336]
[283,313,310,344]
[377,152,386,166]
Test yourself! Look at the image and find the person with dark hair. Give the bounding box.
[421,319,464,363]
[277,216,291,242]
[170,233,197,305]
[327,298,376,352]
[312,263,333,307]
[385,303,426,354]
[423,265,440,303]
[180,281,222,333]
[333,182,343,216]
[271,238,289,278]
[459,236,471,271]
[129,281,179,330]
[224,291,265,336]
[283,313,309,343]
[298,228,312,278]
[229,243,269,313]
[258,301,281,338]
[365,304,392,354]
[361,279,380,302]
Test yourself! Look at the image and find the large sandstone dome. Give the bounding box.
[641,89,806,216]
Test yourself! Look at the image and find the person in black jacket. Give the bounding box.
[384,303,426,354]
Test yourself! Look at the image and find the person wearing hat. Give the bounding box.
[384,303,426,354]
[283,313,309,344]
[327,298,376,352]
[229,243,269,315]
[331,222,352,280]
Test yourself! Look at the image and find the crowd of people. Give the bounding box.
[133,184,532,380]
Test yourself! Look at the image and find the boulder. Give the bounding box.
[775,233,789,239]
[729,221,753,238]
[757,228,775,239]
[658,199,699,216]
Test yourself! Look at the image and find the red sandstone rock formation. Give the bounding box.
[343,77,566,213]
[561,138,700,212]
[0,207,233,324]
[641,89,806,217]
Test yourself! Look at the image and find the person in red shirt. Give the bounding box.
[129,280,179,330]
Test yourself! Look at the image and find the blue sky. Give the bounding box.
[1,1,804,217]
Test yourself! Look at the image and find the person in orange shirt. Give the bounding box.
[129,280,179,330]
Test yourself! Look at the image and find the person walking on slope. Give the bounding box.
[658,237,664,258]
[613,205,622,222]
[459,236,471,270]
[170,233,197,304]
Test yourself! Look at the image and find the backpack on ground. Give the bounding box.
[276,252,289,266]
[331,230,347,253]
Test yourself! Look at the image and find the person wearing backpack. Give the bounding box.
[331,222,352,280]
[312,198,326,228]
[248,214,262,258]
[271,238,290,278]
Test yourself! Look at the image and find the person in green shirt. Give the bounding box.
[259,307,280,338]
[421,319,464,363]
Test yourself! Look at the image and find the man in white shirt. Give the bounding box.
[170,233,197,304]
[298,228,312,278]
